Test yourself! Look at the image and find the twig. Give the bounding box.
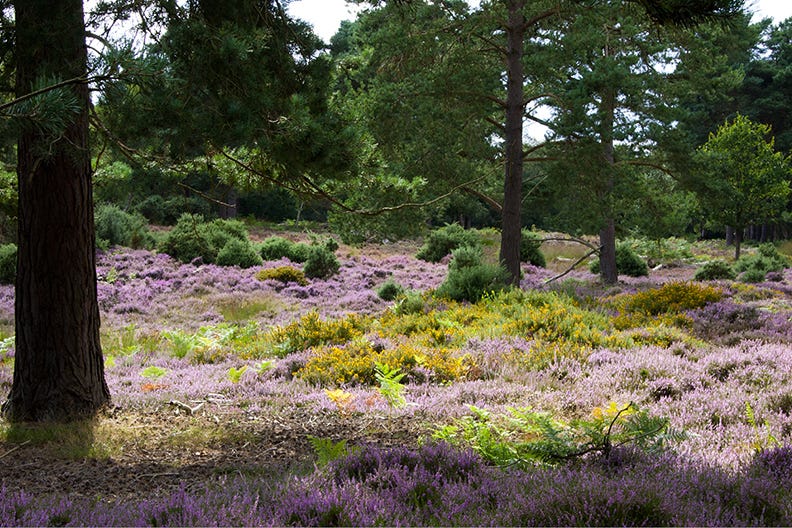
[168,400,205,415]
[544,246,601,284]
[0,439,31,460]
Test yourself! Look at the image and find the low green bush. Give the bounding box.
[94,203,154,250]
[376,279,405,301]
[158,214,257,265]
[0,243,16,284]
[734,244,789,282]
[303,244,340,279]
[436,246,507,303]
[216,238,263,268]
[416,224,480,263]
[520,230,546,268]
[694,260,736,281]
[589,243,648,277]
[259,236,310,263]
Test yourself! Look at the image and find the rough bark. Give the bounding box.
[598,85,618,285]
[3,0,110,422]
[499,0,526,286]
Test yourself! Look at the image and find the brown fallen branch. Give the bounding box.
[0,439,31,460]
[544,246,602,285]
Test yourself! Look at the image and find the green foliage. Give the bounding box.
[374,362,407,408]
[303,244,340,279]
[134,194,212,226]
[416,224,481,263]
[227,365,248,384]
[256,266,308,286]
[158,214,256,265]
[0,243,16,285]
[392,291,425,316]
[436,246,507,303]
[308,436,352,467]
[259,236,310,263]
[94,203,154,250]
[734,244,790,282]
[433,403,683,468]
[691,115,791,258]
[589,243,648,277]
[140,366,167,380]
[520,230,546,268]
[626,237,695,267]
[215,238,263,268]
[745,401,780,453]
[162,330,199,360]
[694,260,737,281]
[375,279,405,301]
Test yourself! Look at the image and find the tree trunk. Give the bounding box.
[598,83,618,285]
[734,228,742,260]
[599,219,618,284]
[725,226,734,246]
[3,0,110,422]
[499,0,526,286]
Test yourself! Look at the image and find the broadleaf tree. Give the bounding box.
[691,114,791,259]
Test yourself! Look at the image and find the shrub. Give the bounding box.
[265,311,368,357]
[734,244,789,283]
[433,402,682,468]
[436,247,508,303]
[520,230,546,267]
[392,291,425,315]
[694,260,736,281]
[259,236,310,263]
[297,339,472,386]
[416,224,480,263]
[158,214,255,264]
[589,243,648,277]
[256,266,308,286]
[0,243,16,284]
[303,244,340,279]
[376,279,405,301]
[215,238,263,268]
[133,195,166,224]
[619,282,722,316]
[94,203,154,250]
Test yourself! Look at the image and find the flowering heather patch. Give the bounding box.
[0,243,791,525]
[2,444,792,526]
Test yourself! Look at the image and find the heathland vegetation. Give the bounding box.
[0,0,792,525]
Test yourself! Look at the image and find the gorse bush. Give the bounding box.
[259,236,310,263]
[94,203,154,250]
[296,339,473,386]
[416,224,480,263]
[520,229,546,267]
[256,266,308,286]
[694,260,736,281]
[618,282,722,316]
[435,246,508,303]
[0,243,16,284]
[590,242,648,277]
[265,311,369,357]
[158,214,258,265]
